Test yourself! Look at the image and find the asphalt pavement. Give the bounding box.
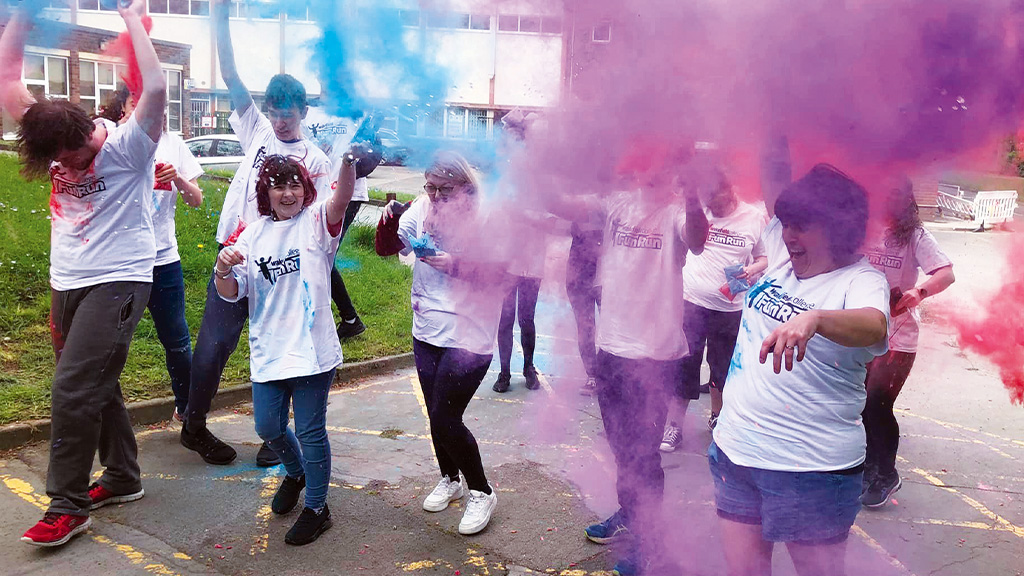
[0,227,1021,576]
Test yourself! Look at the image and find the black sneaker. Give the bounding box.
[523,365,541,390]
[861,465,878,498]
[337,317,367,339]
[256,442,282,467]
[492,372,511,393]
[862,473,902,509]
[180,427,237,465]
[272,475,305,514]
[285,504,333,545]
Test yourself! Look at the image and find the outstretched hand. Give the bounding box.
[216,247,244,275]
[759,310,819,374]
[118,0,147,19]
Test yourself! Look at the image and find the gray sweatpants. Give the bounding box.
[46,281,151,516]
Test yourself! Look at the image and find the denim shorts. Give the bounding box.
[707,441,862,544]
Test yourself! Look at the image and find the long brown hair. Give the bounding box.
[887,177,922,248]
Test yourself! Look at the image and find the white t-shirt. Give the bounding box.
[683,202,768,312]
[304,107,369,202]
[215,105,333,244]
[49,117,158,291]
[713,217,890,472]
[596,191,691,361]
[152,132,204,266]
[397,197,506,355]
[221,202,343,382]
[863,227,951,353]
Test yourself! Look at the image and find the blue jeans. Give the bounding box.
[184,261,248,434]
[252,369,335,511]
[147,261,193,414]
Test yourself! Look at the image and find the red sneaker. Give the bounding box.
[21,512,92,547]
[88,482,145,510]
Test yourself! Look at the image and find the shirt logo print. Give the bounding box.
[255,248,300,285]
[747,277,813,323]
[611,218,663,250]
[866,251,903,269]
[51,174,107,199]
[707,228,747,248]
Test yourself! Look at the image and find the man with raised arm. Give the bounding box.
[0,0,166,547]
[180,0,333,466]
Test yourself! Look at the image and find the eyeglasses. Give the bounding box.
[423,184,456,196]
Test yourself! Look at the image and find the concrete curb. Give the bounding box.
[0,352,415,452]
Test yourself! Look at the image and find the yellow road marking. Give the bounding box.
[895,409,1024,448]
[1,474,183,575]
[902,463,1024,540]
[249,475,276,556]
[903,433,1016,461]
[850,525,918,576]
[408,374,437,462]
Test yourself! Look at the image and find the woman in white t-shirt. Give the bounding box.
[660,171,768,452]
[380,152,507,536]
[710,164,890,576]
[214,151,359,546]
[860,180,954,509]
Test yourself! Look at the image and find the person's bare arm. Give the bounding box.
[760,134,792,218]
[176,177,203,207]
[739,255,769,279]
[684,194,709,255]
[212,0,252,116]
[760,308,887,374]
[120,0,165,142]
[893,265,955,314]
[214,247,243,299]
[0,12,38,123]
[327,151,358,228]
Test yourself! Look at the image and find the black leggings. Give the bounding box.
[862,350,916,477]
[565,229,602,379]
[330,201,364,321]
[413,339,493,492]
[497,277,541,375]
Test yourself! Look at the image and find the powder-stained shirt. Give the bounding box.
[215,104,333,244]
[304,107,369,202]
[596,191,691,361]
[152,132,204,266]
[713,217,890,472]
[683,202,768,312]
[397,197,506,355]
[49,116,158,291]
[222,201,343,383]
[863,227,951,353]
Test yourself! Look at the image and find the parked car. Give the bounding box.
[377,128,410,166]
[185,134,245,173]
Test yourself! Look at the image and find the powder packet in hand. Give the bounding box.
[719,263,751,301]
[410,232,438,258]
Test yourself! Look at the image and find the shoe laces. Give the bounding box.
[41,512,63,525]
[465,491,491,515]
[429,477,454,497]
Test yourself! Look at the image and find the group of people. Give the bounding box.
[0,2,956,575]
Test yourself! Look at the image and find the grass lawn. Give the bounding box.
[0,154,412,426]
[368,188,419,203]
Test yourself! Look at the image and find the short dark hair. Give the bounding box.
[775,163,869,261]
[265,74,306,111]
[255,155,317,217]
[97,84,132,124]
[18,99,95,179]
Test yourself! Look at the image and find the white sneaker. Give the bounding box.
[422,476,464,512]
[659,422,682,452]
[458,488,497,535]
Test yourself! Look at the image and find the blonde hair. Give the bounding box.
[424,150,479,195]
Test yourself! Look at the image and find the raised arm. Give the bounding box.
[760,134,792,218]
[119,0,165,142]
[684,192,709,255]
[327,147,360,228]
[0,12,38,123]
[212,0,252,115]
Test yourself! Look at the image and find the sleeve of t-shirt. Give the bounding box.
[397,197,426,256]
[761,216,787,266]
[672,204,689,245]
[844,266,891,356]
[111,115,159,173]
[912,228,953,275]
[311,201,344,252]
[221,228,253,303]
[173,134,204,182]
[229,104,272,153]
[749,209,769,259]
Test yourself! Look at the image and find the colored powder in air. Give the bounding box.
[952,232,1024,405]
[103,16,155,100]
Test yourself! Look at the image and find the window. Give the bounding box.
[446,107,465,138]
[593,22,612,43]
[399,10,420,26]
[215,139,243,157]
[426,11,469,29]
[469,14,491,30]
[78,0,99,10]
[519,16,541,33]
[187,139,213,157]
[498,15,519,31]
[78,61,126,115]
[166,69,182,132]
[190,0,209,16]
[467,109,489,139]
[541,16,563,34]
[149,0,168,13]
[23,54,68,101]
[168,0,188,14]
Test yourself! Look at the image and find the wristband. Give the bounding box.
[214,265,232,279]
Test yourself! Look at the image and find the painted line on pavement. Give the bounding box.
[895,409,1024,448]
[904,433,1016,461]
[249,474,276,556]
[408,374,437,462]
[899,459,1024,540]
[0,473,184,575]
[325,425,583,452]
